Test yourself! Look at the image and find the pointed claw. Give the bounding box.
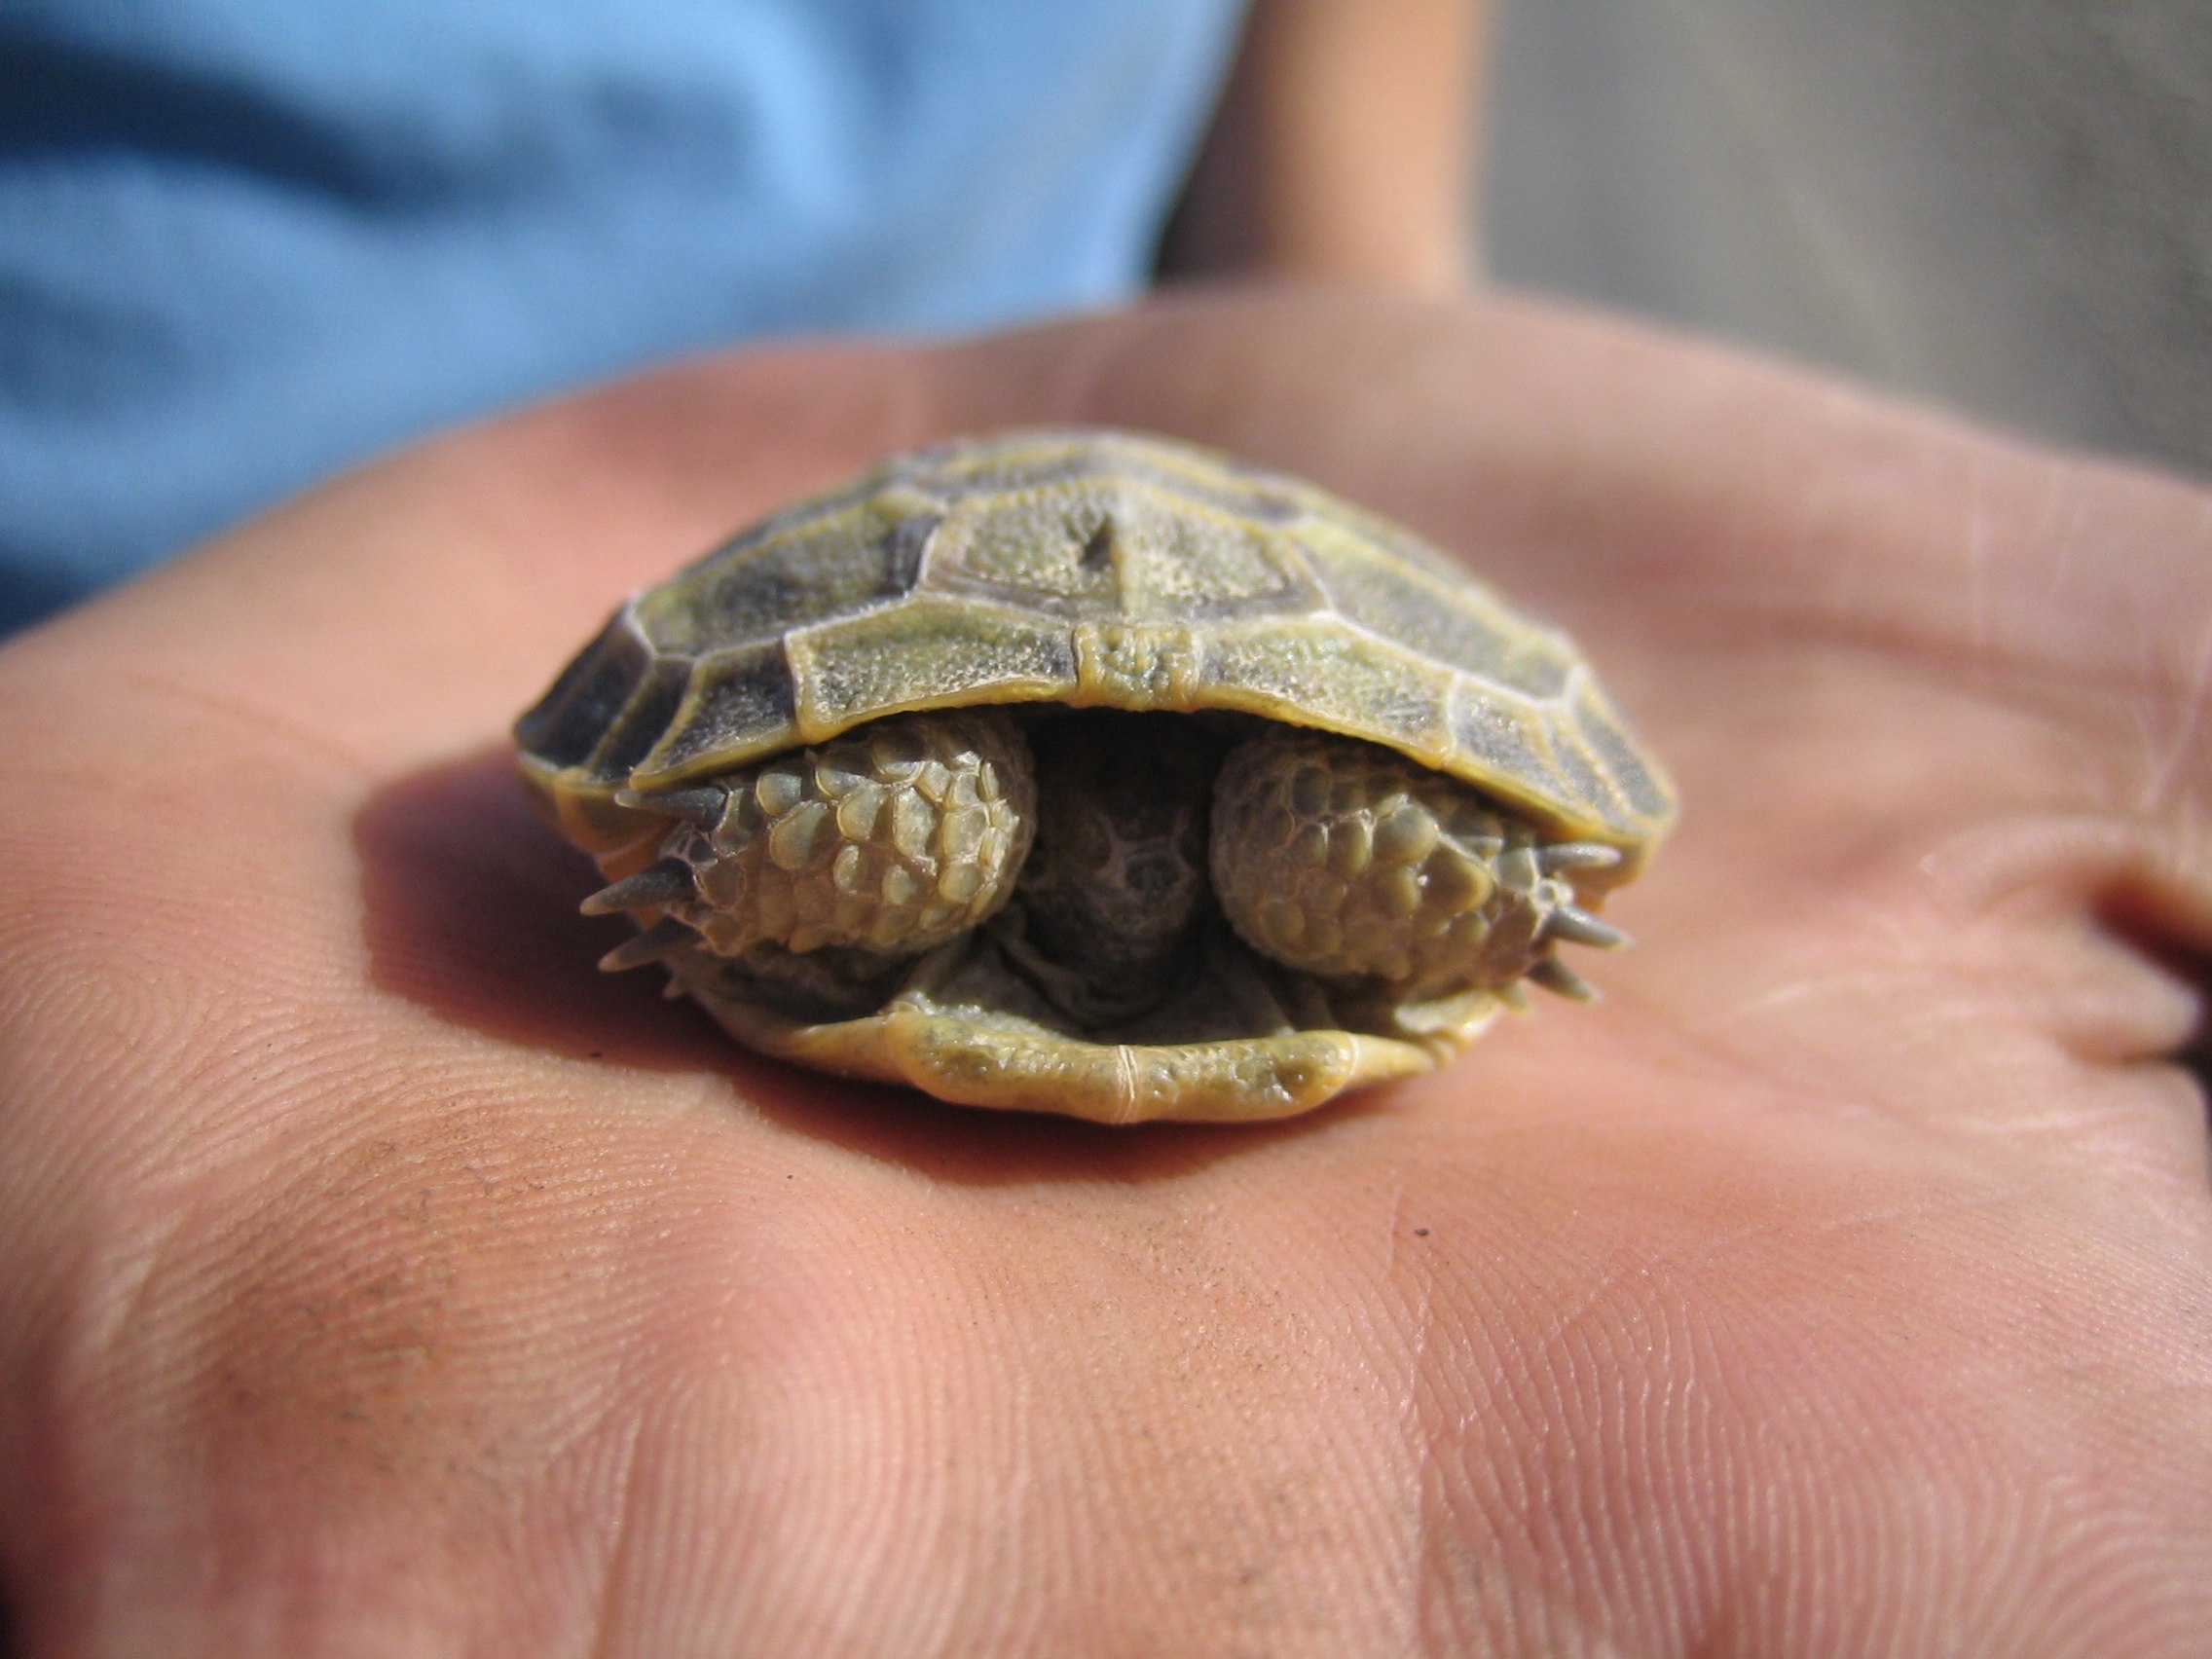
[616,786,727,826]
[1529,954,1600,1003]
[1544,903,1630,950]
[598,916,701,973]
[1494,979,1531,1013]
[1538,841,1625,874]
[661,977,691,1000]
[580,858,696,916]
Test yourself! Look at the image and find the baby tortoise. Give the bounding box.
[516,429,1675,1124]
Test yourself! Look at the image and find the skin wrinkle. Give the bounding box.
[1664,591,2199,734]
[769,1185,1035,1645]
[104,666,383,785]
[1761,452,2183,718]
[1416,1075,2191,1652]
[1,1233,176,1646]
[1462,1317,1668,1650]
[1376,1181,1445,1654]
[1628,1265,1955,1654]
[470,1140,747,1642]
[923,1298,1042,1659]
[1678,962,2005,1126]
[1380,1156,1651,1646]
[2134,608,2212,817]
[1,290,2209,1651]
[585,1381,727,1659]
[1659,774,2203,1145]
[1514,1183,2010,1389]
[1918,811,2212,1014]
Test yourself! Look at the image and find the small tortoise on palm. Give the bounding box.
[516,430,1674,1123]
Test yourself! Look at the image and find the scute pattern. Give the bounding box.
[590,657,694,779]
[1577,679,1677,826]
[632,498,933,656]
[517,428,1676,1124]
[1298,518,1567,698]
[516,427,1674,860]
[1200,620,1459,761]
[782,601,1078,741]
[640,644,796,778]
[515,612,654,770]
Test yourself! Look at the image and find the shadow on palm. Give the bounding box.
[11,286,2208,1653]
[350,742,1383,1185]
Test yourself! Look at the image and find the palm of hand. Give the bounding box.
[1,292,2206,1656]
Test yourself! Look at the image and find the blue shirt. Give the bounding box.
[0,1,1247,630]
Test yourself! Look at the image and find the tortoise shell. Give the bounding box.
[517,429,1672,863]
[516,429,1675,1123]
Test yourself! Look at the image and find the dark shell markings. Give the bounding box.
[517,429,1674,1124]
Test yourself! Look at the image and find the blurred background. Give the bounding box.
[1,0,2204,636]
[1487,0,2211,480]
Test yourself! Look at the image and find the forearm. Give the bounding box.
[1161,0,1490,290]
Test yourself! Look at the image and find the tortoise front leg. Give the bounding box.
[582,708,1036,1015]
[1208,725,1629,1003]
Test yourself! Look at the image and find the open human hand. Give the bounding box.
[1,289,2206,1655]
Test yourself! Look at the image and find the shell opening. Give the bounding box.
[590,710,1630,1042]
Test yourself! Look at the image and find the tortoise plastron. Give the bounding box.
[517,429,1674,1123]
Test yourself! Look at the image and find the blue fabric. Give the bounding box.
[0,0,1247,630]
